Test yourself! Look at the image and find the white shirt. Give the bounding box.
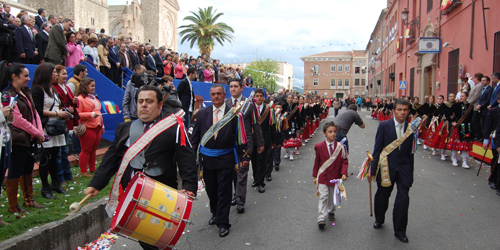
[213,103,225,122]
[393,117,404,138]
[326,140,335,155]
[121,50,129,68]
[230,95,242,108]
[43,30,49,36]
[257,104,264,114]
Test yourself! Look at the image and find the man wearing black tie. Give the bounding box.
[368,98,414,243]
[35,8,46,29]
[145,47,157,73]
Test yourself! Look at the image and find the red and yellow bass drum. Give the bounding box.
[110,172,193,250]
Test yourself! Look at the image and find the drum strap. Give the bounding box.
[106,110,185,218]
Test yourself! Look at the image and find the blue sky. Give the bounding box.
[109,0,387,87]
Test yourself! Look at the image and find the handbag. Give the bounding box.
[46,119,68,136]
[44,91,68,136]
[74,120,88,136]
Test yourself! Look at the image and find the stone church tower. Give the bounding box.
[19,0,179,50]
[109,0,179,50]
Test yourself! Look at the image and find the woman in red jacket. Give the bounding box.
[76,77,103,177]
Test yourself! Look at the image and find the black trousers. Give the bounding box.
[488,148,500,187]
[39,146,61,187]
[374,171,410,238]
[251,142,271,187]
[264,144,274,178]
[472,111,483,140]
[204,167,232,229]
[100,66,110,80]
[8,145,34,179]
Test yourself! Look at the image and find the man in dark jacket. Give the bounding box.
[0,6,14,61]
[35,21,50,63]
[15,15,36,64]
[177,67,197,128]
[84,85,198,250]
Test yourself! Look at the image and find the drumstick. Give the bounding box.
[69,193,93,213]
[366,150,374,217]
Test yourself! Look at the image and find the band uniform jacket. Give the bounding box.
[256,104,276,145]
[313,141,348,185]
[45,23,68,65]
[190,104,249,170]
[87,117,199,195]
[225,96,264,155]
[370,119,415,188]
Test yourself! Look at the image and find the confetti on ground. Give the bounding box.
[76,231,117,250]
[246,243,251,246]
[331,223,335,225]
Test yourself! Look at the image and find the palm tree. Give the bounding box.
[179,6,235,58]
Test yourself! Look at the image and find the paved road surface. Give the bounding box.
[110,108,500,249]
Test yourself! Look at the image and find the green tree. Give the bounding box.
[244,58,279,92]
[179,6,235,58]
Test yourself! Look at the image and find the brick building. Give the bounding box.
[301,50,367,99]
[366,0,500,100]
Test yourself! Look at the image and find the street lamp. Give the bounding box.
[402,8,409,23]
[401,8,419,28]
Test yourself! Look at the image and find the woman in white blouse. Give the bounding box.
[83,37,99,70]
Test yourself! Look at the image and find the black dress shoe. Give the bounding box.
[231,198,237,206]
[41,186,58,199]
[373,221,383,229]
[208,216,216,225]
[489,182,497,190]
[251,182,257,187]
[258,186,265,193]
[51,184,67,194]
[395,234,409,243]
[266,176,272,181]
[237,204,245,214]
[274,165,280,171]
[219,227,229,237]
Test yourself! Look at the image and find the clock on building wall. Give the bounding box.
[161,8,174,48]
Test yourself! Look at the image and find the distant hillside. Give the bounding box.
[293,86,304,94]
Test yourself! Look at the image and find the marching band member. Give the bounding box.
[84,85,198,249]
[251,89,277,192]
[448,92,474,168]
[282,94,302,161]
[191,84,250,237]
[225,79,263,213]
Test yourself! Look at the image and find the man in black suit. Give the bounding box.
[252,89,276,193]
[494,110,500,197]
[225,79,264,211]
[368,98,414,243]
[84,85,198,250]
[483,92,500,193]
[191,84,249,237]
[15,15,36,64]
[35,21,50,64]
[107,39,121,86]
[154,46,165,77]
[177,67,197,128]
[127,42,139,68]
[145,46,157,73]
[473,76,493,141]
[35,8,46,29]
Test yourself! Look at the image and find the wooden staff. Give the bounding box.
[366,150,374,217]
[477,140,491,176]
